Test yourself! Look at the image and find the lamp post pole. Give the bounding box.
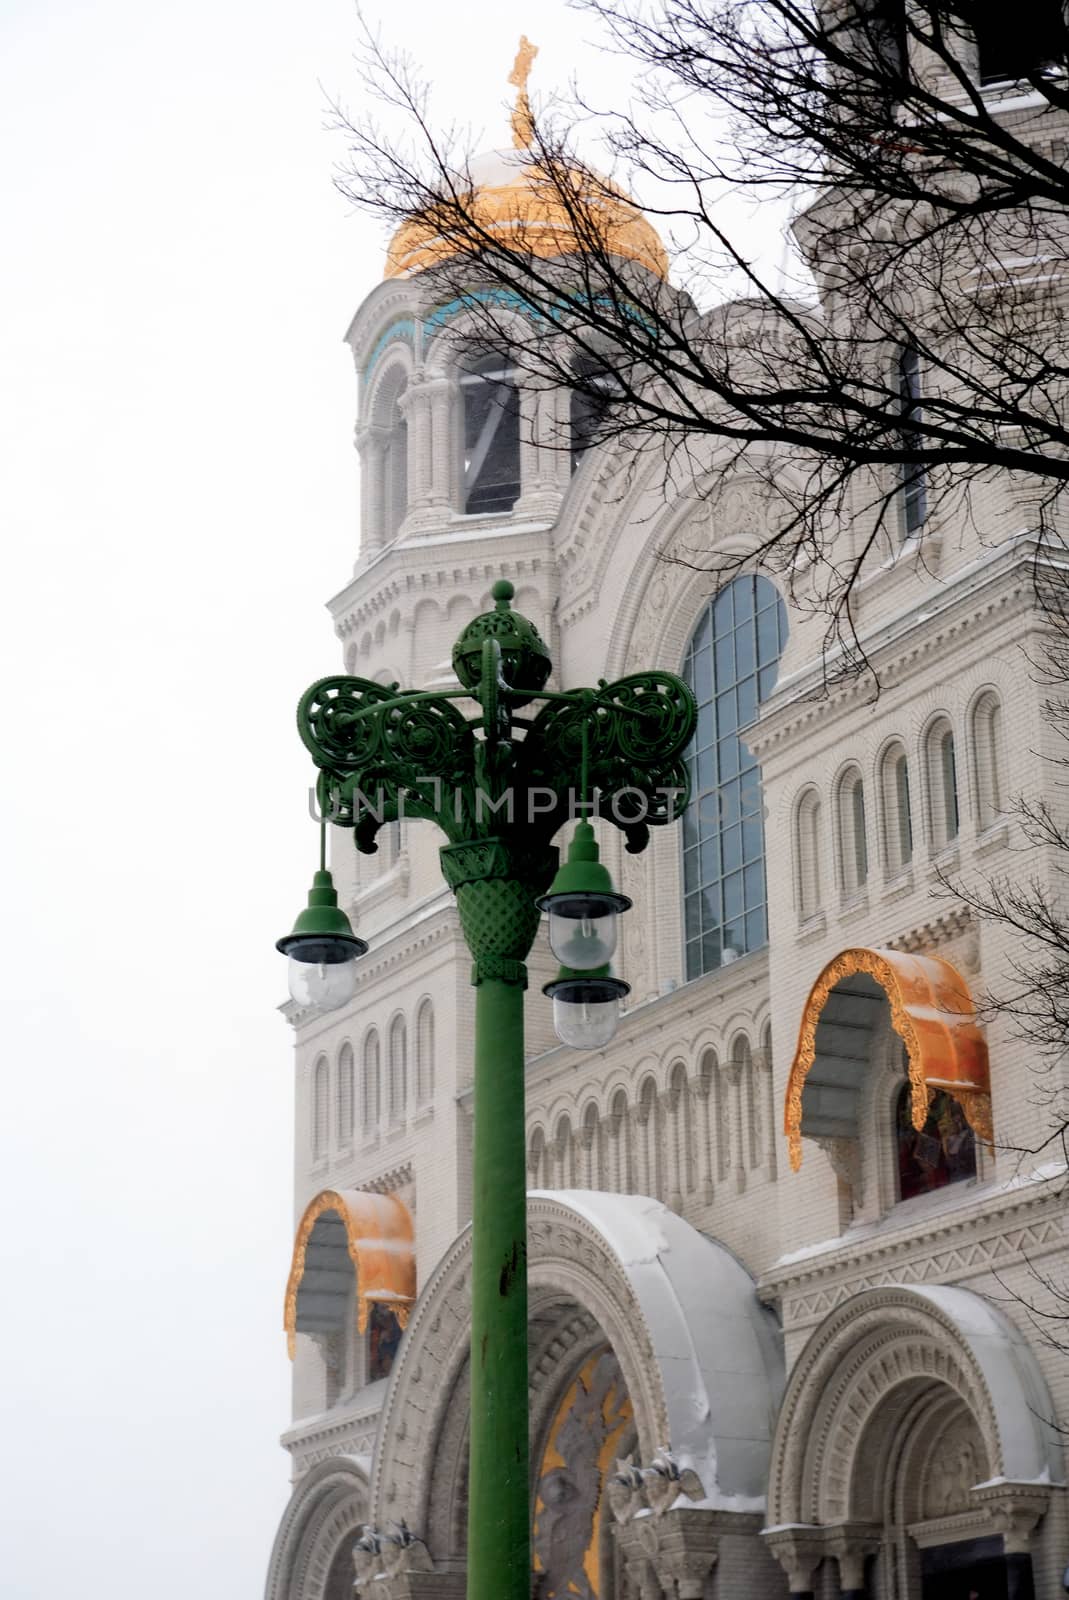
[281,580,695,1600]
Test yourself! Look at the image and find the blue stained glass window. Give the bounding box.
[682,575,787,979]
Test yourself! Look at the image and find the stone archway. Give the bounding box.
[764,1286,1063,1600]
[264,1456,370,1600]
[368,1192,786,1596]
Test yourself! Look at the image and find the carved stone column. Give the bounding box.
[424,376,457,514]
[397,380,431,515]
[824,1523,880,1598]
[356,425,388,557]
[975,1481,1053,1600]
[762,1525,827,1597]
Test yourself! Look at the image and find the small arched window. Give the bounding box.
[972,692,1004,830]
[415,998,434,1106]
[528,1127,548,1190]
[312,1055,329,1160]
[362,1029,381,1133]
[460,352,520,514]
[896,1084,976,1201]
[682,575,788,975]
[880,742,913,873]
[926,717,960,849]
[794,788,824,919]
[388,1015,407,1123]
[555,1116,574,1188]
[581,1102,601,1188]
[897,344,926,536]
[609,1089,631,1191]
[837,767,869,895]
[337,1043,355,1146]
[377,368,409,542]
[732,1035,758,1170]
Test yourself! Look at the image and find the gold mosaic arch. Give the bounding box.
[784,946,993,1173]
[284,1188,415,1359]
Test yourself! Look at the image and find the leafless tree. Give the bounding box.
[333,0,1069,669]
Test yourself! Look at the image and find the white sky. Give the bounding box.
[0,4,786,1595]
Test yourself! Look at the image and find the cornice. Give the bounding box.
[759,1163,1068,1309]
[749,536,1042,762]
[329,542,554,638]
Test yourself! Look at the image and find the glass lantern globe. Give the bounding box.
[277,868,367,1013]
[536,822,631,970]
[543,970,630,1050]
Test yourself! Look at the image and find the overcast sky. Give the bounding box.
[0,4,785,1595]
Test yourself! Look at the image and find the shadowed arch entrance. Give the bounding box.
[369,1192,784,1591]
[264,1457,370,1600]
[764,1286,1062,1600]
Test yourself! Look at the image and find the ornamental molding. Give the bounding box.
[759,1172,1068,1331]
[290,914,461,1038]
[749,541,1040,761]
[330,554,551,639]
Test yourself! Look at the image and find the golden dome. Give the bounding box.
[383,40,669,282]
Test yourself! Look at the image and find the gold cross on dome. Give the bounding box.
[508,36,539,148]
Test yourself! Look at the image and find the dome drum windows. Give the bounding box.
[682,575,787,979]
[460,353,521,514]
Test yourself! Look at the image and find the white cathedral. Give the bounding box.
[265,27,1069,1600]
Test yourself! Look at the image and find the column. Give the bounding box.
[355,425,387,558]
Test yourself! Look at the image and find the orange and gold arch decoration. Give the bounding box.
[284,1188,415,1358]
[784,946,992,1173]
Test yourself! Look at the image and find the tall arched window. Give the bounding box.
[926,717,960,849]
[609,1089,631,1192]
[972,692,1005,830]
[554,1116,574,1188]
[362,1029,381,1133]
[897,344,926,536]
[732,1036,758,1171]
[388,1015,407,1123]
[570,356,618,470]
[880,741,913,873]
[528,1127,548,1190]
[415,998,434,1106]
[460,352,520,513]
[682,575,788,977]
[337,1043,355,1147]
[378,368,408,542]
[312,1056,329,1160]
[580,1102,601,1188]
[837,767,869,895]
[794,788,824,919]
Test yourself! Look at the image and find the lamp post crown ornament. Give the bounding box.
[278,572,695,1600]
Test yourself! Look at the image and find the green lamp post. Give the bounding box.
[279,580,695,1600]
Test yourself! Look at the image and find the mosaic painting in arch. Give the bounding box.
[532,1347,633,1599]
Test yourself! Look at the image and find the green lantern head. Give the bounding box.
[452,578,552,707]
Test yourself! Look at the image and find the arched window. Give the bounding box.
[415,998,435,1105]
[733,1036,758,1170]
[897,344,926,536]
[312,1055,329,1160]
[794,788,824,919]
[570,356,618,469]
[580,1102,601,1188]
[972,692,1004,830]
[528,1127,548,1190]
[880,741,913,873]
[667,1060,693,1200]
[555,1116,574,1188]
[377,368,408,542]
[975,2,1063,83]
[896,1084,976,1201]
[362,1029,381,1133]
[387,1015,407,1123]
[837,767,869,895]
[337,1043,355,1146]
[609,1089,631,1191]
[460,352,520,514]
[682,575,788,977]
[637,1077,661,1199]
[926,717,960,848]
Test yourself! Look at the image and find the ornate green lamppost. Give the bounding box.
[278,580,695,1600]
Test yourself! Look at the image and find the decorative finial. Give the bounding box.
[508,37,538,149]
[491,578,515,610]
